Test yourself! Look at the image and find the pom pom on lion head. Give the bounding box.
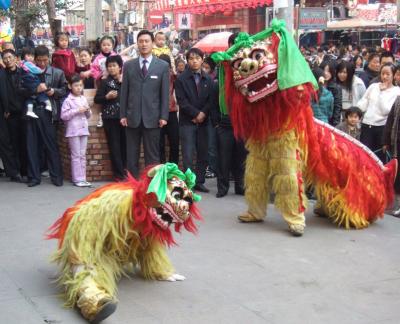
[212,19,318,142]
[47,163,203,247]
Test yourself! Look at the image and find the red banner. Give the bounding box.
[152,0,272,14]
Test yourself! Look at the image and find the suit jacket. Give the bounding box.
[120,56,170,128]
[0,69,8,115]
[175,68,213,126]
[19,65,67,121]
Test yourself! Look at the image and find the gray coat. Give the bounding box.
[120,57,169,128]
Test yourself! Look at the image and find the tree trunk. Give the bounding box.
[46,0,60,40]
[14,0,31,37]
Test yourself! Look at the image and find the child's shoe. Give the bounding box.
[74,181,92,187]
[97,113,103,127]
[45,100,52,112]
[26,104,39,119]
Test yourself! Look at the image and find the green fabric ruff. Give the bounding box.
[218,65,228,115]
[147,163,201,203]
[211,19,318,91]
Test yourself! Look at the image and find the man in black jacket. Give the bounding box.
[175,48,213,192]
[0,63,21,182]
[210,32,246,197]
[20,46,66,187]
[210,80,246,197]
[0,49,28,178]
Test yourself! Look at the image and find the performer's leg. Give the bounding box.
[63,263,118,322]
[138,240,177,280]
[268,131,307,236]
[239,142,270,222]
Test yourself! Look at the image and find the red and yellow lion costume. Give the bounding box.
[47,163,202,322]
[212,20,396,236]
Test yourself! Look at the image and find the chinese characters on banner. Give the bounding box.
[349,3,397,24]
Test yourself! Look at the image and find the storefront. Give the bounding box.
[149,0,271,37]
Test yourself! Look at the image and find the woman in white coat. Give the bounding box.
[357,63,400,161]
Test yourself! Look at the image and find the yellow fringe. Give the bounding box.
[314,182,370,229]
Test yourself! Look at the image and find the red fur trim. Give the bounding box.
[46,165,201,248]
[311,122,394,221]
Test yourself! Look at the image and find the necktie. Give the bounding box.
[194,73,200,93]
[142,59,148,77]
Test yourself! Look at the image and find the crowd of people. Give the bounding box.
[0,30,243,198]
[2,31,400,211]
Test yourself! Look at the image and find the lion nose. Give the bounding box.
[239,58,259,77]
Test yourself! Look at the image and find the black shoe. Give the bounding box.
[234,187,245,195]
[216,191,227,198]
[27,180,40,187]
[194,184,210,193]
[10,175,23,183]
[90,300,117,323]
[52,180,63,187]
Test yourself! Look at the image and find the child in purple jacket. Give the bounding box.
[60,74,92,187]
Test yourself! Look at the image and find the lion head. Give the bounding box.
[149,176,195,230]
[231,37,278,103]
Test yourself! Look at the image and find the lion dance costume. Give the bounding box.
[47,163,202,322]
[212,20,396,236]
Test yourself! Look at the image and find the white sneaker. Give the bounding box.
[74,181,87,187]
[26,111,39,119]
[82,181,92,187]
[45,100,52,112]
[97,113,103,127]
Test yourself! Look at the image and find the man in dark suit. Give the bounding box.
[0,72,21,182]
[120,30,169,178]
[20,45,66,187]
[175,48,213,192]
[0,49,28,179]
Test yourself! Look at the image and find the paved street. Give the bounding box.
[0,176,400,324]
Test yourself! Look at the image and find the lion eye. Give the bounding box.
[172,191,182,200]
[251,49,266,61]
[232,58,243,70]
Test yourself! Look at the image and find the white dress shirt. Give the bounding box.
[139,55,153,69]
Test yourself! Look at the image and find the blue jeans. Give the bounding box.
[180,123,208,184]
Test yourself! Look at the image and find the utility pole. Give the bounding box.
[273,0,294,34]
[85,0,103,44]
[398,0,400,24]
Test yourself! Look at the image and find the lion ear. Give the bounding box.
[147,164,163,178]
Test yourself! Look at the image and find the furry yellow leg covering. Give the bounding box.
[243,131,307,233]
[138,240,175,280]
[241,144,270,221]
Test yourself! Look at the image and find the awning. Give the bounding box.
[152,0,272,15]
